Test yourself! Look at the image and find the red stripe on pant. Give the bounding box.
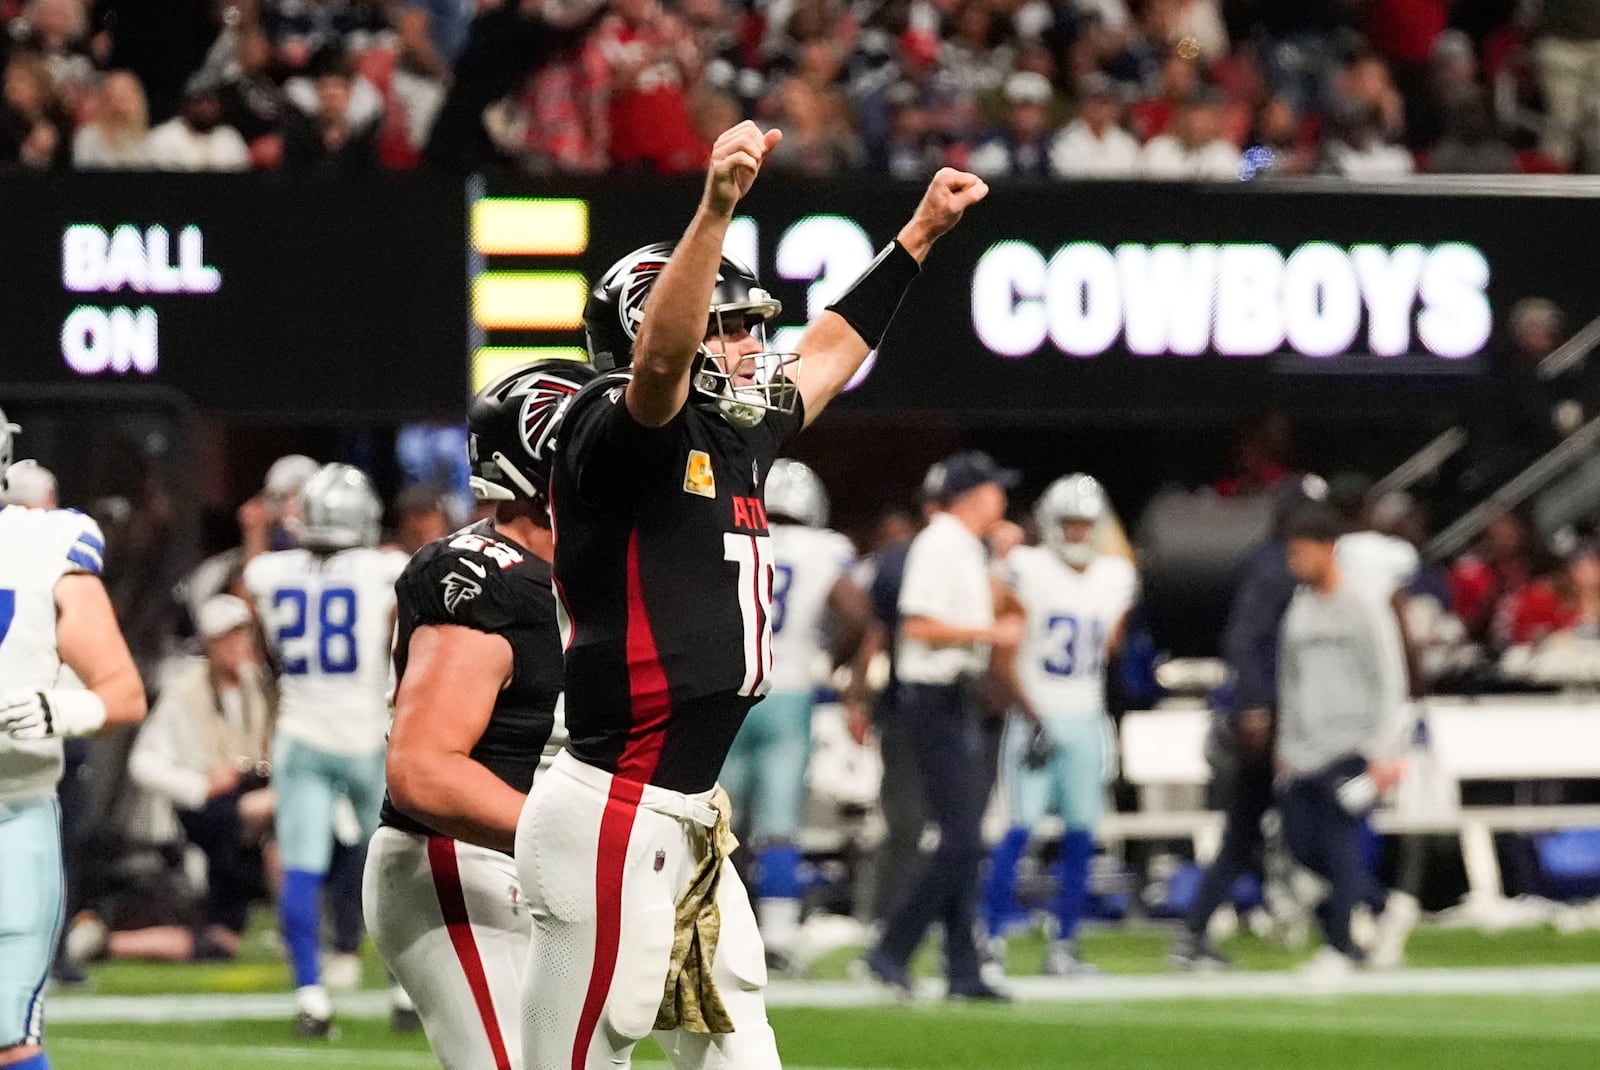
[427,836,513,1070]
[571,776,644,1070]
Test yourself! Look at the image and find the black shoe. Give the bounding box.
[860,946,913,997]
[947,978,1012,1002]
[296,1012,334,1040]
[390,1006,423,1034]
[765,947,802,977]
[1170,930,1233,971]
[51,952,89,989]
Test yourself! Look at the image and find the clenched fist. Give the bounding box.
[897,168,990,262]
[702,121,783,217]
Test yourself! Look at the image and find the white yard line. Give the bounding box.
[46,965,1600,1027]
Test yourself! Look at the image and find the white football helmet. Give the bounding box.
[766,459,829,527]
[0,408,17,492]
[298,463,382,551]
[1035,473,1107,568]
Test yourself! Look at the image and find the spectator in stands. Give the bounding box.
[146,78,252,171]
[967,70,1056,178]
[1139,87,1241,179]
[214,26,291,168]
[1537,0,1600,169]
[390,0,473,152]
[389,485,449,556]
[1215,411,1299,498]
[763,75,863,175]
[262,0,389,75]
[0,50,68,168]
[485,23,610,175]
[1487,298,1594,469]
[1499,540,1600,646]
[122,594,274,963]
[1450,512,1537,646]
[1405,28,1482,153]
[10,0,95,116]
[942,0,1015,99]
[1238,94,1315,177]
[1145,0,1229,62]
[1334,51,1407,143]
[1050,71,1139,176]
[1426,87,1517,175]
[282,60,379,174]
[874,80,949,178]
[92,0,220,123]
[1319,99,1414,179]
[688,84,740,157]
[1128,50,1199,142]
[72,69,152,168]
[592,0,705,173]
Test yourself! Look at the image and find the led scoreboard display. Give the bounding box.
[0,174,467,419]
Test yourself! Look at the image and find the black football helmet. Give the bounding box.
[582,243,800,428]
[467,359,597,505]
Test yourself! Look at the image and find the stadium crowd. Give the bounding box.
[0,0,1597,179]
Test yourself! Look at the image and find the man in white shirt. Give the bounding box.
[864,450,1021,1001]
[1051,72,1140,178]
[146,81,250,172]
[1139,88,1241,180]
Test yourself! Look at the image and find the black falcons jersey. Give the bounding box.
[379,519,564,841]
[550,371,804,794]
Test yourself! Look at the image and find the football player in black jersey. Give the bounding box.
[363,359,594,1070]
[514,122,987,1070]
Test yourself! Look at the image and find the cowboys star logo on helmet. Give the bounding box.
[517,373,583,462]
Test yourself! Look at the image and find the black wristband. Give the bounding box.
[825,240,922,349]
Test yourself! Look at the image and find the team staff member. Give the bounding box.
[864,450,1020,1001]
[516,121,987,1070]
[365,360,593,1070]
[1277,505,1418,975]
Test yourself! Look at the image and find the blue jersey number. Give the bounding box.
[771,564,795,635]
[273,587,360,675]
[0,589,14,650]
[1041,614,1107,678]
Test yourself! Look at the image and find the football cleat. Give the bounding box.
[1169,929,1234,972]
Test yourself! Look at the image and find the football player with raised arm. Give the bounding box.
[365,360,594,1070]
[243,464,408,1037]
[514,121,987,1070]
[0,409,146,1070]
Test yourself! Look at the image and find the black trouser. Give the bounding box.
[1280,755,1388,958]
[870,702,927,921]
[875,682,985,984]
[177,789,264,936]
[1184,761,1274,936]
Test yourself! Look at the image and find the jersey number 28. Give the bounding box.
[273,587,359,675]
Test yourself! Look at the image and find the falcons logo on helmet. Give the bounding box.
[516,373,583,461]
[618,258,668,340]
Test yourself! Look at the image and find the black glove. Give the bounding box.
[1022,720,1058,770]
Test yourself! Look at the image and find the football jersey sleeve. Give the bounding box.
[559,379,681,504]
[60,513,107,577]
[399,552,521,635]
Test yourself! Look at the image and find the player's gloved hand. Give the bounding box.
[0,689,108,740]
[1022,720,1057,771]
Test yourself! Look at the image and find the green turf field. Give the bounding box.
[45,994,1600,1070]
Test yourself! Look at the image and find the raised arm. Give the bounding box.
[796,168,990,426]
[628,121,783,428]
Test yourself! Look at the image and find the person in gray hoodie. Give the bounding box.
[1277,504,1419,974]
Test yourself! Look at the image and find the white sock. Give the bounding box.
[390,984,415,1012]
[758,897,802,953]
[297,983,333,1020]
